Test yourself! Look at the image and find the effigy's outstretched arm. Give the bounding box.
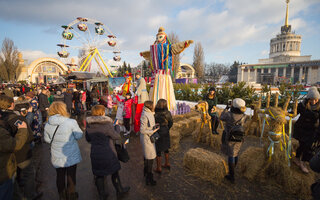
[171,40,194,55]
[140,51,150,61]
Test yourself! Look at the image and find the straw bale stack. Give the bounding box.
[239,145,316,199]
[183,148,228,183]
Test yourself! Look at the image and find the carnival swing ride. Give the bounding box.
[57,17,121,77]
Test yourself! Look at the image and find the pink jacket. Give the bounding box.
[81,92,86,102]
[107,95,113,108]
[116,95,137,119]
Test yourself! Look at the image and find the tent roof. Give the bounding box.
[65,71,96,80]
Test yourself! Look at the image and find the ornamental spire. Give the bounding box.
[285,0,290,27]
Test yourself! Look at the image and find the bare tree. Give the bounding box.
[205,62,230,82]
[167,32,180,81]
[192,42,205,82]
[0,38,19,81]
[78,49,88,68]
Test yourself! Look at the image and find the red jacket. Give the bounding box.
[116,95,137,119]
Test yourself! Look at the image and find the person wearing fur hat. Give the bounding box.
[220,98,249,183]
[53,91,64,102]
[204,87,219,134]
[293,86,320,173]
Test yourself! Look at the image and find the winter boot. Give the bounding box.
[66,192,79,200]
[111,172,130,197]
[225,162,235,184]
[154,156,162,174]
[95,177,108,200]
[146,173,157,186]
[162,153,171,170]
[58,190,67,200]
[143,159,147,177]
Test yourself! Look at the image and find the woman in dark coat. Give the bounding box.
[204,87,219,134]
[38,87,50,123]
[63,89,73,115]
[154,99,173,173]
[293,87,320,173]
[86,105,129,200]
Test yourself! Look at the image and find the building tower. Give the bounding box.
[268,0,302,61]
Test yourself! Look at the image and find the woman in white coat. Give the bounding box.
[44,102,83,200]
[140,100,159,186]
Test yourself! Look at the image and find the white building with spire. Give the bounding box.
[238,0,320,85]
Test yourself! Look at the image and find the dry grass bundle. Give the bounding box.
[183,148,228,183]
[238,147,266,181]
[170,130,181,151]
[172,110,200,122]
[192,122,222,150]
[178,118,197,137]
[239,144,316,199]
[169,116,200,151]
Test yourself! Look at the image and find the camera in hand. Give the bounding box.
[14,120,23,127]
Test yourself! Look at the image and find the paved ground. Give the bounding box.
[32,115,301,200]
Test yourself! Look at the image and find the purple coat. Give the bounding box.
[85,116,121,176]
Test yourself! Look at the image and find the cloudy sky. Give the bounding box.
[0,0,319,68]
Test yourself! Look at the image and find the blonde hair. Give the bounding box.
[91,105,105,116]
[48,101,70,117]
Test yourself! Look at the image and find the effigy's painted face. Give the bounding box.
[125,77,130,83]
[156,34,166,43]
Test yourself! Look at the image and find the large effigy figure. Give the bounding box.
[140,27,193,112]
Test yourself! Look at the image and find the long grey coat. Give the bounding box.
[136,77,149,104]
[220,109,248,157]
[140,107,156,159]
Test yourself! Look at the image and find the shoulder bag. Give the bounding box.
[50,125,60,146]
[228,114,245,142]
[115,144,130,163]
[148,118,160,143]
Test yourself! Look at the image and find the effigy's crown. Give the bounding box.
[157,27,166,35]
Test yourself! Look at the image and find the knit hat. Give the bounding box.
[306,87,320,100]
[232,98,246,109]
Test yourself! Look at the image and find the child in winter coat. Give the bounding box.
[116,93,137,134]
[106,91,113,116]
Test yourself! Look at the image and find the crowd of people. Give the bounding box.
[0,71,175,200]
[0,78,320,199]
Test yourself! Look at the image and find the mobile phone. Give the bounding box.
[153,124,160,130]
[14,120,23,127]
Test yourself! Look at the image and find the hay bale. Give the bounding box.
[210,134,222,150]
[172,114,184,122]
[238,147,265,181]
[172,111,200,122]
[169,130,181,151]
[183,148,228,183]
[179,119,196,137]
[261,144,315,198]
[239,144,316,199]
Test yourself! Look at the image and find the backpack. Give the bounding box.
[228,114,245,142]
